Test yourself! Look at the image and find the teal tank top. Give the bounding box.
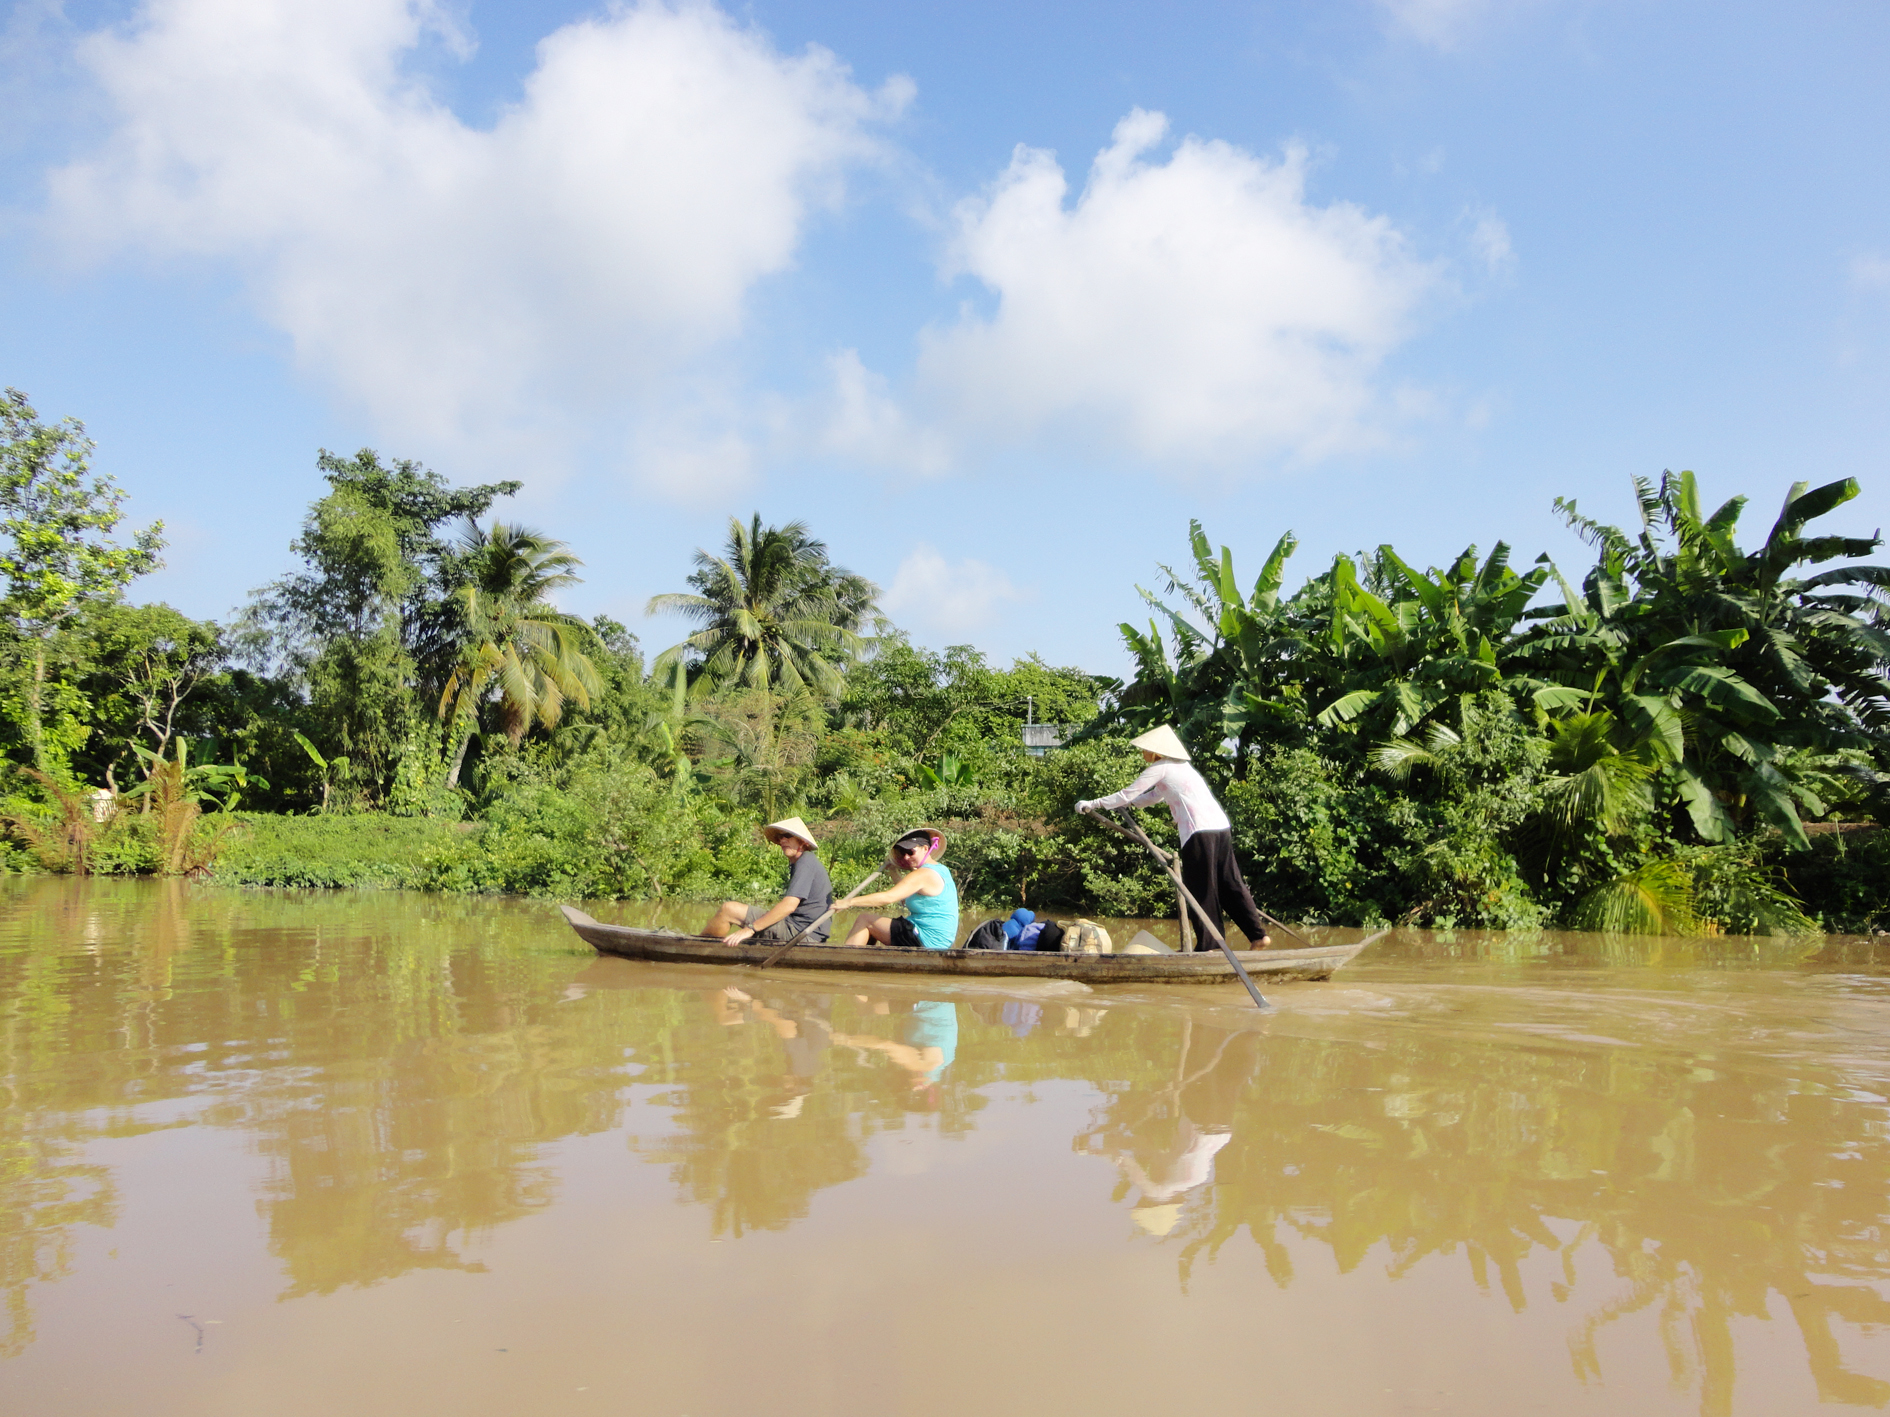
[904,863,960,950]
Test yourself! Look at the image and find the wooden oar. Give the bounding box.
[1089,809,1273,1012]
[761,869,884,968]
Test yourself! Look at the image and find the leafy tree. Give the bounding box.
[187,667,319,813]
[73,603,223,790]
[648,514,877,701]
[1316,541,1562,736]
[544,616,699,785]
[1097,475,1889,929]
[435,522,602,788]
[688,685,824,816]
[835,638,1106,798]
[649,515,878,808]
[239,449,519,799]
[1094,522,1307,772]
[838,640,1005,760]
[0,389,163,771]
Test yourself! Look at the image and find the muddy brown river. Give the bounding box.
[2,879,1888,1416]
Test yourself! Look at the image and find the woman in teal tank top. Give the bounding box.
[841,827,961,950]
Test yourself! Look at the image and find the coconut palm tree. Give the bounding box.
[647,515,877,700]
[435,522,602,788]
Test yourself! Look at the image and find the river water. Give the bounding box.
[2,879,1888,1416]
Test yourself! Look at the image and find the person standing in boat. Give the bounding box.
[702,817,834,945]
[1076,726,1272,949]
[839,827,959,950]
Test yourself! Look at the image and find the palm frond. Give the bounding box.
[1571,860,1699,935]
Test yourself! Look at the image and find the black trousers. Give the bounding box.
[1178,830,1270,948]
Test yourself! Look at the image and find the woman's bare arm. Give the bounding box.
[845,866,941,910]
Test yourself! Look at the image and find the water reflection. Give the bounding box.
[2,879,1888,1415]
[1078,1018,1259,1238]
[629,982,992,1237]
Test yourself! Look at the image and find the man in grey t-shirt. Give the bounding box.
[701,816,835,945]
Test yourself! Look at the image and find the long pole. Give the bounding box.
[761,868,884,968]
[1109,812,1310,949]
[1092,809,1273,1012]
[1095,809,1310,948]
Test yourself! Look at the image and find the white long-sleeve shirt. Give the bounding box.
[1083,760,1230,844]
[1114,1124,1234,1202]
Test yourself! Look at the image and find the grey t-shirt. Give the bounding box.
[782,853,834,941]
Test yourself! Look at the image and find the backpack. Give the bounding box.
[1062,919,1114,954]
[1035,920,1066,952]
[964,919,1010,951]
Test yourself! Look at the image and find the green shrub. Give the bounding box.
[1776,828,1890,933]
[210,812,461,889]
[419,748,778,900]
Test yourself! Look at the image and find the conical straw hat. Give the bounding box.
[1131,1203,1183,1237]
[1130,725,1190,761]
[760,816,819,850]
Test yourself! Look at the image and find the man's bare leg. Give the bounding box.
[702,901,750,938]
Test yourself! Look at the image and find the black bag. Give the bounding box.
[964,919,1010,951]
[1031,920,1066,952]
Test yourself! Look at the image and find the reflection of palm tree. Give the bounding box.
[1149,988,1890,1413]
[436,522,602,788]
[647,515,876,701]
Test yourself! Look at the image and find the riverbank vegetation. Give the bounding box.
[2,386,1886,932]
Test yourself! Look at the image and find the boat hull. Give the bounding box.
[560,906,1372,983]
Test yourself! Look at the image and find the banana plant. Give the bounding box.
[1512,471,1889,846]
[1097,520,1308,767]
[127,740,266,812]
[1315,542,1556,735]
[291,731,348,813]
[915,752,975,789]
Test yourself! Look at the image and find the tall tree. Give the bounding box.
[0,389,163,772]
[435,522,602,788]
[647,515,877,700]
[74,603,223,790]
[239,449,518,798]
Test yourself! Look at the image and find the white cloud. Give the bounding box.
[1378,0,1506,51]
[817,349,950,475]
[628,415,755,506]
[48,0,909,488]
[916,109,1435,468]
[1467,208,1516,276]
[880,543,1028,641]
[1853,253,1890,293]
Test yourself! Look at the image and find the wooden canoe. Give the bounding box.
[560,906,1377,984]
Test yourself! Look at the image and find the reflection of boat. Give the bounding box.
[561,906,1377,983]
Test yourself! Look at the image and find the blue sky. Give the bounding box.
[4,0,1888,674]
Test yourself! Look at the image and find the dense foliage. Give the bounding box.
[1092,474,1890,931]
[1,387,1885,934]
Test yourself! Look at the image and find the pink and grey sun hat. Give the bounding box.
[890,826,947,862]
